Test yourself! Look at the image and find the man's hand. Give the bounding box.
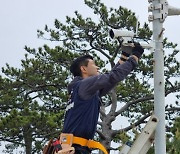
[121,44,133,57]
[132,42,144,59]
[119,42,144,64]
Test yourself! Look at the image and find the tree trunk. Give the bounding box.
[23,126,33,154]
[99,89,118,153]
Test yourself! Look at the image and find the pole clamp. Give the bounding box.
[148,0,169,22]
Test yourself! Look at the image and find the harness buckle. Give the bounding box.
[60,133,74,146]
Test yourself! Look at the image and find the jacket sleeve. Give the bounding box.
[78,57,137,100]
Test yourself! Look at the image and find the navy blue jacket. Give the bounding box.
[62,57,137,139]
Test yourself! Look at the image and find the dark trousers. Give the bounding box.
[73,144,91,154]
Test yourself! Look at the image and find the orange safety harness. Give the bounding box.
[43,133,108,154]
[60,133,108,154]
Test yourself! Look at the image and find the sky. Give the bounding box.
[0,0,180,153]
[0,0,180,70]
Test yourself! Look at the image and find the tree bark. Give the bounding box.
[23,125,33,154]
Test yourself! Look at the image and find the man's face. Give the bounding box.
[81,59,99,77]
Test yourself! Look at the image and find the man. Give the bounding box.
[61,43,144,154]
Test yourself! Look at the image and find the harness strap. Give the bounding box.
[60,133,108,154]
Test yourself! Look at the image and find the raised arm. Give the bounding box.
[78,43,144,100]
[78,56,137,99]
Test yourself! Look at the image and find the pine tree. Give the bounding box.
[0,0,179,153]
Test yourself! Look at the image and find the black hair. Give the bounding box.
[70,55,93,77]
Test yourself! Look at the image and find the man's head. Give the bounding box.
[70,55,99,78]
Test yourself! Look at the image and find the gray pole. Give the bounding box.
[148,0,166,153]
[148,0,180,153]
[153,0,166,153]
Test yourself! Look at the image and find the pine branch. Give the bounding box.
[112,113,151,137]
[0,137,24,146]
[115,95,154,116]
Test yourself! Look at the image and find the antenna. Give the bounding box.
[135,16,139,37]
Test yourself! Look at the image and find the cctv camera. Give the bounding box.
[109,29,135,39]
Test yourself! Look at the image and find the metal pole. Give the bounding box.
[148,0,180,153]
[152,0,166,153]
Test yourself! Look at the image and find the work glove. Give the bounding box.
[132,42,144,58]
[121,43,134,57]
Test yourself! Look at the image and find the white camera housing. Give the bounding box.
[109,29,135,39]
[109,29,135,46]
[109,29,153,49]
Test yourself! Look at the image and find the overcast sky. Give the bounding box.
[0,0,180,153]
[0,0,180,70]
